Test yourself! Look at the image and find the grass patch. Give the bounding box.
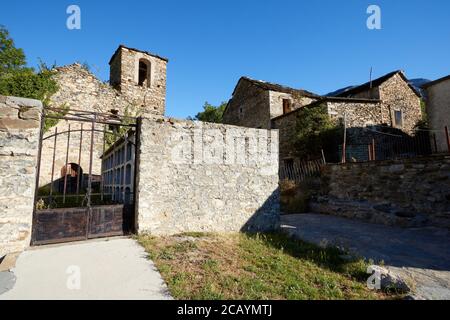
[137,232,398,300]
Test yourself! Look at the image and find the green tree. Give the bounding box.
[0,25,26,73]
[191,101,227,123]
[294,103,343,160]
[0,26,60,131]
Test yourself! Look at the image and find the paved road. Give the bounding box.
[0,238,172,300]
[281,214,450,300]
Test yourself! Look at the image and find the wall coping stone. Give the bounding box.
[1,96,43,109]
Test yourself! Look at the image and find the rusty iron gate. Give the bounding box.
[31,107,140,245]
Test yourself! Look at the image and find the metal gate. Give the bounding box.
[31,107,140,245]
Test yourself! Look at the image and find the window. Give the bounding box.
[239,106,243,119]
[393,110,403,128]
[282,99,292,114]
[138,59,150,87]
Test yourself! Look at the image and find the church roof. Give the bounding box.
[109,45,169,65]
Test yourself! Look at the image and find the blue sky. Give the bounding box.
[1,0,449,118]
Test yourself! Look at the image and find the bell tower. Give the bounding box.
[109,45,168,116]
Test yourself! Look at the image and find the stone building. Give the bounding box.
[224,70,423,165]
[423,75,450,153]
[332,70,423,134]
[39,45,168,188]
[51,45,168,117]
[222,77,321,129]
[109,45,168,117]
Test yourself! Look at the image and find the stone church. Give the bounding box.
[50,45,168,117]
[39,45,169,188]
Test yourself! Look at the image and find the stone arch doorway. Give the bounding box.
[59,163,83,194]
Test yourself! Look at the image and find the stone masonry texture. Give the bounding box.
[311,155,450,229]
[109,46,167,117]
[0,96,42,257]
[378,73,422,134]
[135,118,280,235]
[339,72,422,134]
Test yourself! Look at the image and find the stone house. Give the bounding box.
[222,77,321,129]
[423,75,450,153]
[332,70,423,134]
[224,70,423,164]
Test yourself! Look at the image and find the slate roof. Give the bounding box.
[332,70,421,98]
[109,45,169,65]
[234,77,321,98]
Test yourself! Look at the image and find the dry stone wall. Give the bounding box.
[0,96,42,257]
[311,155,450,229]
[50,64,140,115]
[135,118,280,235]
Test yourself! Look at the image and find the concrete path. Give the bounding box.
[281,214,450,300]
[0,238,172,300]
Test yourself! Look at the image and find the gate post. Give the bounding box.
[0,96,43,253]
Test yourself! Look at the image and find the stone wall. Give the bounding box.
[50,64,140,116]
[326,99,383,128]
[269,91,317,119]
[424,78,450,153]
[0,96,42,257]
[311,155,450,229]
[135,118,280,235]
[379,73,422,134]
[271,107,301,161]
